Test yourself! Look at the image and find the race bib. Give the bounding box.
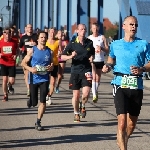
[25,42,35,46]
[121,76,138,89]
[35,65,47,75]
[93,46,101,62]
[3,46,12,54]
[85,72,92,80]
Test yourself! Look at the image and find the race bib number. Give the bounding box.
[3,46,12,54]
[85,72,92,80]
[35,65,47,75]
[121,76,138,89]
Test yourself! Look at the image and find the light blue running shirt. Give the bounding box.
[28,46,51,84]
[109,38,150,89]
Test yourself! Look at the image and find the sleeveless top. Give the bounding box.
[88,34,105,62]
[46,40,59,65]
[28,46,51,84]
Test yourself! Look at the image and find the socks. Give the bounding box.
[74,111,80,115]
[37,118,41,124]
[82,103,85,108]
[96,82,100,92]
[92,81,96,96]
[92,81,100,97]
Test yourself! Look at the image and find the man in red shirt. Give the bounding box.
[0,27,18,102]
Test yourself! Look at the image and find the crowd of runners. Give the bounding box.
[0,16,150,150]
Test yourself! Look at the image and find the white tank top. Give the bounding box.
[88,34,105,62]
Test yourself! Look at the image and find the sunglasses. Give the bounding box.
[3,31,11,34]
[129,23,138,27]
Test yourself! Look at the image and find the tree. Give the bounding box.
[103,22,119,39]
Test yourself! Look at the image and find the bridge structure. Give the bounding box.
[11,0,150,41]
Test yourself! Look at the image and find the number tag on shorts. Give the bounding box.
[35,65,47,75]
[121,76,138,89]
[85,72,93,80]
[3,46,12,54]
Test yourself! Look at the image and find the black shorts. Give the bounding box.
[69,73,92,90]
[93,61,104,69]
[113,85,143,116]
[51,65,58,77]
[29,81,49,107]
[1,64,16,77]
[59,61,66,63]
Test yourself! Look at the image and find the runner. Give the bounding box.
[19,24,37,97]
[102,16,150,150]
[88,22,109,103]
[0,27,18,101]
[61,24,95,122]
[21,31,53,131]
[46,27,62,105]
[55,30,68,93]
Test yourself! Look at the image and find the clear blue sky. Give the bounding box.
[0,0,119,28]
[90,0,119,23]
[104,0,119,23]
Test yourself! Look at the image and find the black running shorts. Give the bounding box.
[69,73,92,90]
[50,65,58,77]
[93,61,104,69]
[29,81,49,107]
[113,85,143,116]
[1,64,16,77]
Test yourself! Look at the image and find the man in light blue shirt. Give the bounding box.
[102,16,150,150]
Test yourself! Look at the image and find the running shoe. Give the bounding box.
[93,95,98,103]
[46,96,52,105]
[74,114,80,122]
[27,99,32,108]
[8,84,14,95]
[2,94,8,102]
[55,87,59,93]
[35,122,44,131]
[80,107,86,118]
[27,89,30,97]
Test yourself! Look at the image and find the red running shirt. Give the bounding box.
[0,39,18,66]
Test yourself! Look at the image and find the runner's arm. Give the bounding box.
[61,42,75,61]
[21,48,35,73]
[101,35,109,54]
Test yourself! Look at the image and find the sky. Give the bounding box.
[0,0,119,28]
[104,0,119,23]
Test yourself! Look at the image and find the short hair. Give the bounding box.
[26,24,32,27]
[91,22,100,28]
[44,26,48,29]
[37,31,47,39]
[3,27,11,33]
[123,16,137,24]
[77,24,86,29]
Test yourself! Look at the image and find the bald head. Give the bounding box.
[123,16,137,25]
[122,16,138,38]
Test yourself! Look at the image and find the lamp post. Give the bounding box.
[6,0,11,27]
[0,14,3,27]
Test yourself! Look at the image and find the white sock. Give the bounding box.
[95,82,99,92]
[74,111,80,115]
[82,103,85,108]
[92,81,96,96]
[96,82,100,92]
